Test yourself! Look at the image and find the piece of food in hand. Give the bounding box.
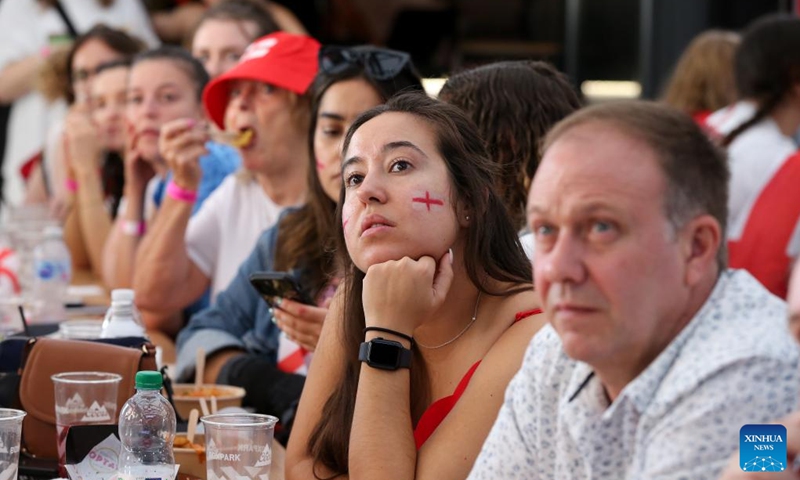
[222,128,253,148]
[232,129,253,148]
[210,128,254,148]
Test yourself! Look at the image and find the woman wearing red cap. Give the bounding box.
[133,32,320,336]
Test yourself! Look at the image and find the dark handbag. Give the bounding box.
[16,337,157,460]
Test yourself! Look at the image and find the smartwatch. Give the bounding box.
[359,337,412,371]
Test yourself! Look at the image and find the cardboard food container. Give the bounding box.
[171,384,246,419]
[174,433,206,479]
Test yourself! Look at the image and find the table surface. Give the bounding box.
[67,271,286,479]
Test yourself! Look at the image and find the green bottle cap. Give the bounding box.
[135,371,163,390]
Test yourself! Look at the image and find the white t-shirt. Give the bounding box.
[186,175,284,300]
[0,0,159,206]
[705,101,798,240]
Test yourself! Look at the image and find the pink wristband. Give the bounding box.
[166,181,198,203]
[65,179,78,192]
[120,220,146,237]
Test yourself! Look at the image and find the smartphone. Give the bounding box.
[249,272,314,308]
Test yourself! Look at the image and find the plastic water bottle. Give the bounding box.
[32,225,71,322]
[100,289,146,338]
[117,371,176,479]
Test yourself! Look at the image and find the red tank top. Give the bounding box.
[413,308,542,449]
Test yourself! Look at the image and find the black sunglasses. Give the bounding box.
[319,46,411,81]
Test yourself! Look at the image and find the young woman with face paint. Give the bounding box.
[173,46,423,445]
[285,93,546,480]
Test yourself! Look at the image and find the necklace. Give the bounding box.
[416,292,482,350]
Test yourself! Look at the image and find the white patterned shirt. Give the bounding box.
[469,270,800,480]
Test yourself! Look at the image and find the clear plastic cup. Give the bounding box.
[51,372,121,477]
[0,408,26,480]
[201,413,278,480]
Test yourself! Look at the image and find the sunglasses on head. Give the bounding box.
[319,46,411,81]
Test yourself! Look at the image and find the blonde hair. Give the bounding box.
[662,30,740,114]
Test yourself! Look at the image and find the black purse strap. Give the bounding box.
[52,0,79,39]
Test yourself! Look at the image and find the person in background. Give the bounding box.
[102,46,240,292]
[25,25,146,218]
[151,0,306,45]
[662,30,740,124]
[133,33,319,336]
[190,0,279,79]
[61,60,132,279]
[0,0,158,209]
[286,93,545,479]
[705,15,800,298]
[438,60,581,262]
[174,45,423,443]
[468,101,799,480]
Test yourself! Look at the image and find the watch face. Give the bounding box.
[369,340,401,367]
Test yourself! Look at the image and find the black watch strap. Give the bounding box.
[359,337,412,370]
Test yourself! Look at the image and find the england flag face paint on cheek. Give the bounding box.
[411,190,445,212]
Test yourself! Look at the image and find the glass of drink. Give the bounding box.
[0,408,26,480]
[201,413,278,479]
[51,372,121,477]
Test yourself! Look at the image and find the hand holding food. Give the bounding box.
[159,118,209,191]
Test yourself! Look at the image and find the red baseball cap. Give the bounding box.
[203,32,321,128]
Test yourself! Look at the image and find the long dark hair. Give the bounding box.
[273,49,423,297]
[439,61,581,230]
[306,92,532,477]
[723,15,800,146]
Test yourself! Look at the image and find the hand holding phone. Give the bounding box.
[249,272,314,308]
[249,272,328,351]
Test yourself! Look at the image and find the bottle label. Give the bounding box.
[34,260,70,282]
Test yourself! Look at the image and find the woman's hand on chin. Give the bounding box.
[362,249,454,335]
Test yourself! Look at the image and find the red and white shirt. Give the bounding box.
[276,280,340,375]
[705,101,800,297]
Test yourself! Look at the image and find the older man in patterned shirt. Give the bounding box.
[469,102,800,480]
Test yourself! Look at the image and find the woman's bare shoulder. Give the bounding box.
[483,285,546,367]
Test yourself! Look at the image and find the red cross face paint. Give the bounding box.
[411,190,446,212]
[340,112,463,272]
